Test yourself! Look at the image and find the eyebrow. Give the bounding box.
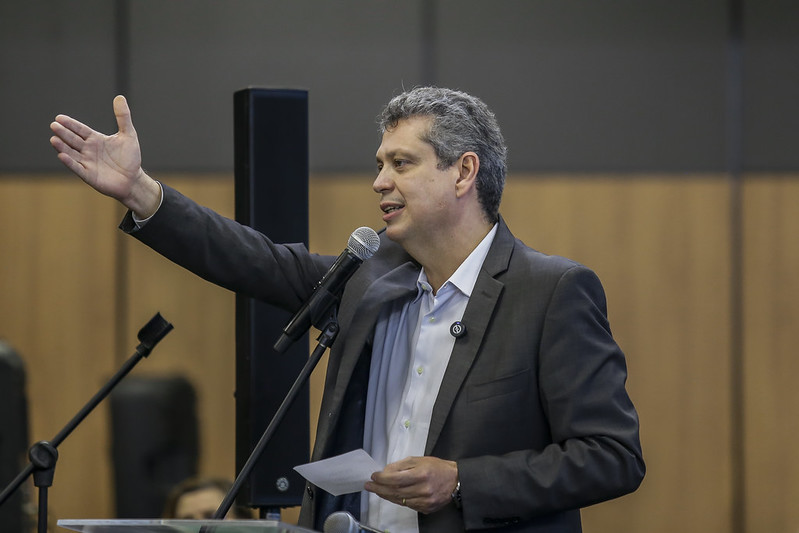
[376,149,417,163]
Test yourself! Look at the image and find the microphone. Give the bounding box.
[273,226,380,353]
[323,511,385,533]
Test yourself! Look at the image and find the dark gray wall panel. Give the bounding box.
[128,0,424,173]
[434,0,729,172]
[743,1,799,171]
[2,1,797,174]
[0,1,118,171]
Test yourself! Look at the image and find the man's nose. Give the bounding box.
[373,169,392,193]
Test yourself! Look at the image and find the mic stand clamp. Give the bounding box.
[30,441,58,532]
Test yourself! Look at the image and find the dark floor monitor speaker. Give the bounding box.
[234,88,310,510]
[0,341,30,533]
[109,375,198,518]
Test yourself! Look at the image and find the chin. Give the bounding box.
[383,224,405,244]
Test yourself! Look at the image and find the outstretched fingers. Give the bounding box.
[49,120,95,180]
[52,113,96,142]
[50,119,88,153]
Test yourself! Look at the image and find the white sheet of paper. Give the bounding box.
[294,449,384,496]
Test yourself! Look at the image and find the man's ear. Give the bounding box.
[455,151,480,198]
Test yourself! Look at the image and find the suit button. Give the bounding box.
[306,485,314,499]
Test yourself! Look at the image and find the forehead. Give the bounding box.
[377,116,433,156]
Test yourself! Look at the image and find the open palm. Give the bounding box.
[50,95,143,203]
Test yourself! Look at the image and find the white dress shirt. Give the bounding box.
[361,224,498,533]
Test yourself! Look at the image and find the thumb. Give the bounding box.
[113,95,136,136]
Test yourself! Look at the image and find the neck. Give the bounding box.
[412,219,494,293]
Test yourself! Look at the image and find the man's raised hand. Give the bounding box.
[50,95,160,218]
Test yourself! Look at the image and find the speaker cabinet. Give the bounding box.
[109,375,198,518]
[0,341,30,532]
[233,88,310,511]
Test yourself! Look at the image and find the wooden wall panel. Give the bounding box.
[307,175,378,434]
[501,176,733,533]
[4,172,796,532]
[119,176,238,485]
[308,175,382,254]
[0,176,119,522]
[742,176,799,533]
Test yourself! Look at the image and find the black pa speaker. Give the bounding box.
[233,88,311,511]
[0,341,30,533]
[109,375,199,518]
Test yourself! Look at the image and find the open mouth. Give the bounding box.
[380,201,404,215]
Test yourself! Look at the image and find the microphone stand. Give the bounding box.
[0,312,174,533]
[211,312,340,523]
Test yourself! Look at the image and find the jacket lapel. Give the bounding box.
[314,259,420,458]
[332,261,420,397]
[425,218,514,455]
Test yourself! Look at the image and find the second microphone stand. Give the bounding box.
[0,312,174,533]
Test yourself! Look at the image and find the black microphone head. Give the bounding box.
[323,511,359,533]
[348,226,380,260]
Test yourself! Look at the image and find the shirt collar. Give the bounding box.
[416,223,499,299]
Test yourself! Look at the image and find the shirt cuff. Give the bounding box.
[130,181,164,229]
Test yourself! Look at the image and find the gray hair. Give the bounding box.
[378,87,507,222]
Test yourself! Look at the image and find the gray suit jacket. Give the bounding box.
[124,185,645,532]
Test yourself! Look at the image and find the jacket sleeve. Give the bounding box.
[120,183,334,312]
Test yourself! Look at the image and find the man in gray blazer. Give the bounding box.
[51,87,644,532]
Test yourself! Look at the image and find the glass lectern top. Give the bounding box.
[57,519,319,533]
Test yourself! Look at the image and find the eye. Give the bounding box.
[393,159,407,169]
